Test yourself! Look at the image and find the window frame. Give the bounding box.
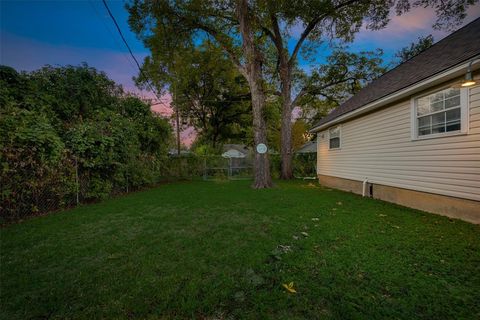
[411,86,469,141]
[328,125,342,150]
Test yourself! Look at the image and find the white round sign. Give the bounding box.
[256,143,268,154]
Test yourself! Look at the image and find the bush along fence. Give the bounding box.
[0,153,316,222]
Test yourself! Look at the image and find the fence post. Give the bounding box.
[126,170,129,193]
[75,157,79,206]
[203,156,207,180]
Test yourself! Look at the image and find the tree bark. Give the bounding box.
[269,11,294,180]
[279,58,294,180]
[249,76,272,188]
[237,0,272,188]
[176,103,181,155]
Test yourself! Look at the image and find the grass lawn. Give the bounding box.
[1,180,479,319]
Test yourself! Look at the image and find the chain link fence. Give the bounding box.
[1,153,316,222]
[202,155,254,180]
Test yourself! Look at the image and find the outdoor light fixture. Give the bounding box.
[461,58,478,87]
[461,70,475,87]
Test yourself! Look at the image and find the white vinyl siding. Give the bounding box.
[317,85,480,202]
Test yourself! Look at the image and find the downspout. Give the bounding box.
[362,177,368,197]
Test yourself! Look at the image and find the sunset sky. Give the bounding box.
[1,1,479,145]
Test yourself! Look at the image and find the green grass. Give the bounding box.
[1,180,479,319]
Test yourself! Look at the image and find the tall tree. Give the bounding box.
[127,0,477,186]
[260,1,476,179]
[298,48,386,125]
[128,0,275,187]
[394,34,435,65]
[1,64,172,216]
[141,42,252,148]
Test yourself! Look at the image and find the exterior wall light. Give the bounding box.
[461,58,478,87]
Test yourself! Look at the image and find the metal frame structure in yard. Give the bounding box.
[203,155,253,180]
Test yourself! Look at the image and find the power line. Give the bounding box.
[101,0,170,109]
[101,0,142,72]
[100,1,251,109]
[101,0,181,152]
[88,0,138,74]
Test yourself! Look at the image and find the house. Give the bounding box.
[296,141,317,154]
[168,149,192,156]
[310,18,480,224]
[221,144,252,176]
[222,144,250,158]
[222,144,251,158]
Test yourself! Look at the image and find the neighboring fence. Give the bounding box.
[203,155,253,180]
[158,153,317,181]
[271,153,317,179]
[0,153,316,221]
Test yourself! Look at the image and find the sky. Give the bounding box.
[1,0,479,145]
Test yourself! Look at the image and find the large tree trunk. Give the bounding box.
[279,61,294,180]
[237,0,272,188]
[249,76,272,188]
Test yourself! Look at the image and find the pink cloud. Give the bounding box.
[1,31,146,93]
[181,126,197,147]
[150,93,173,115]
[149,93,197,147]
[355,5,480,48]
[1,32,198,146]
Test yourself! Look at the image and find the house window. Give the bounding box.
[329,126,341,149]
[414,87,467,138]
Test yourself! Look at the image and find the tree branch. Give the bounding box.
[291,87,308,108]
[288,0,364,67]
[195,23,247,76]
[269,12,284,53]
[293,75,359,107]
[172,9,247,77]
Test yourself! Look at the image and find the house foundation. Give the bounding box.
[318,174,480,224]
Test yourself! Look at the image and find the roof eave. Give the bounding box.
[309,56,480,133]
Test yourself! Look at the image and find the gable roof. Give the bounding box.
[222,149,247,158]
[296,141,317,153]
[312,17,480,131]
[222,144,249,154]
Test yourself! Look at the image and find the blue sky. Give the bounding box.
[1,0,152,98]
[1,0,480,101]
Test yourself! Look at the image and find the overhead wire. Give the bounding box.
[100,1,253,108]
[100,0,170,110]
[88,0,138,74]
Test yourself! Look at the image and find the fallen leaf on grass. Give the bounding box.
[277,245,292,253]
[301,232,309,237]
[282,282,297,293]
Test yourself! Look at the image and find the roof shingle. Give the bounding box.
[312,17,480,129]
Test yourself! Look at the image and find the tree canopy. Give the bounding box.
[0,64,172,215]
[138,41,253,148]
[127,0,478,186]
[394,34,435,65]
